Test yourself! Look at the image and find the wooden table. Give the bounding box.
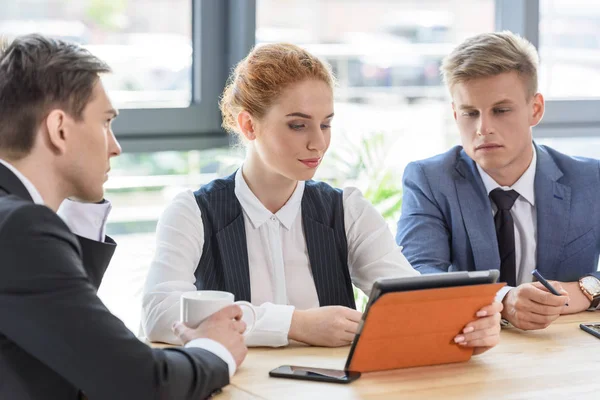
[224,313,600,400]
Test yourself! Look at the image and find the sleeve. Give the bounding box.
[142,191,296,347]
[593,160,600,281]
[495,285,513,303]
[395,162,453,274]
[343,187,419,297]
[57,199,112,242]
[77,234,116,290]
[185,338,236,377]
[142,191,205,344]
[0,204,230,400]
[589,271,600,281]
[243,302,295,348]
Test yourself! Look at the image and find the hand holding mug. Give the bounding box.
[180,290,257,336]
[173,305,248,367]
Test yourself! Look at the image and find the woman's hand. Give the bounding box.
[289,306,362,347]
[454,301,503,355]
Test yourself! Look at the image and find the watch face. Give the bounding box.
[582,276,600,295]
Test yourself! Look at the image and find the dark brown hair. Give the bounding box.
[0,34,111,159]
[219,43,335,138]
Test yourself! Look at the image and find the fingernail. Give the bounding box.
[454,336,465,343]
[458,342,468,346]
[463,327,474,334]
[476,311,487,317]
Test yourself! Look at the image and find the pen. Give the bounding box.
[531,269,568,306]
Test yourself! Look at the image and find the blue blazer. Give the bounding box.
[396,143,600,281]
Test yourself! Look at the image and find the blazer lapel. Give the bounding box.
[534,145,570,277]
[215,208,252,302]
[454,151,500,271]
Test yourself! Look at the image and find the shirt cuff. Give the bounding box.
[495,285,513,304]
[244,303,295,347]
[185,338,236,378]
[57,199,112,242]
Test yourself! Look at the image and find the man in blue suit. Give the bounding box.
[397,31,600,331]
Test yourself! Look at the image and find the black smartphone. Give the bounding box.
[580,323,600,339]
[269,365,361,384]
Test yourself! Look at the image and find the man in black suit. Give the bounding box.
[0,34,247,399]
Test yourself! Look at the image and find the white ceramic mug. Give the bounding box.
[180,290,257,336]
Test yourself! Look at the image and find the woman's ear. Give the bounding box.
[237,110,257,141]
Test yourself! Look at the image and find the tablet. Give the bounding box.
[366,270,500,309]
[345,270,503,372]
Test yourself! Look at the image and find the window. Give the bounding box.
[0,0,251,154]
[538,0,600,100]
[1,0,193,109]
[536,137,600,158]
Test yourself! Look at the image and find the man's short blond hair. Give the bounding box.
[441,31,539,97]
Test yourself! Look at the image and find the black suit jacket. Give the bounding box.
[0,163,229,400]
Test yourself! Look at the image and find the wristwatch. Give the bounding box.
[578,275,600,310]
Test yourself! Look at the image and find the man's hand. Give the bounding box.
[454,302,502,355]
[502,282,569,330]
[289,306,362,347]
[548,281,591,315]
[172,305,248,367]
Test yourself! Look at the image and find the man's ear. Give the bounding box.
[530,93,545,127]
[237,110,257,141]
[451,101,458,122]
[44,109,69,154]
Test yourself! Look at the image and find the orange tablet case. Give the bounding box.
[346,283,505,372]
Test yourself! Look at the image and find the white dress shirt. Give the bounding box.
[0,158,236,376]
[476,148,537,301]
[142,167,418,347]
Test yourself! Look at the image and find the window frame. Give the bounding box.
[112,0,256,153]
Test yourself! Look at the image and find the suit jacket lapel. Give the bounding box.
[534,145,571,277]
[0,163,34,202]
[454,151,500,271]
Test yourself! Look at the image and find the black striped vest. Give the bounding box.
[193,172,356,309]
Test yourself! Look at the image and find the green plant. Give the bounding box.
[318,131,404,223]
[353,286,369,312]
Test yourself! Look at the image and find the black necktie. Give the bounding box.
[489,188,520,287]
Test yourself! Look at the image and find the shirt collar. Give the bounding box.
[476,145,537,206]
[234,166,305,230]
[0,158,45,205]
